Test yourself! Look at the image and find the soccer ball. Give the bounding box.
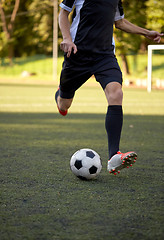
[70,148,102,180]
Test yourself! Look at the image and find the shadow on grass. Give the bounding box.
[0,112,163,240]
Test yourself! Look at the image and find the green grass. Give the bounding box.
[0,83,164,115]
[0,83,164,240]
[0,53,164,82]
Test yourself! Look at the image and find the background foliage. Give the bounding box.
[0,0,163,60]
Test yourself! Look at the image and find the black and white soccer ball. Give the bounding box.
[70,148,102,180]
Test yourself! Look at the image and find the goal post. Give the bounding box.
[147,45,164,92]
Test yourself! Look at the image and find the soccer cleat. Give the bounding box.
[107,151,137,174]
[55,88,68,116]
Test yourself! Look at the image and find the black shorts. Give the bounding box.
[59,51,122,99]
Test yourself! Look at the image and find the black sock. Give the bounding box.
[105,105,123,159]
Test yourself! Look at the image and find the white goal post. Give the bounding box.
[147,45,164,92]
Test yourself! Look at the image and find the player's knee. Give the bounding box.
[58,97,73,111]
[115,88,123,102]
[107,88,123,105]
[105,82,123,105]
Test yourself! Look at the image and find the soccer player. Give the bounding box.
[55,0,163,175]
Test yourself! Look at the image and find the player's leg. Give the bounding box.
[57,96,73,112]
[55,51,92,116]
[94,55,123,158]
[55,87,73,116]
[95,55,137,174]
[104,81,123,158]
[105,82,137,174]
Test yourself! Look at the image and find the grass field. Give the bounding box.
[0,53,164,83]
[0,82,164,240]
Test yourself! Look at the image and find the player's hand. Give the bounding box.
[60,39,77,57]
[145,31,164,43]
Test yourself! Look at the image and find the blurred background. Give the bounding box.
[0,0,164,88]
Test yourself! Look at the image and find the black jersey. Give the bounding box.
[60,0,124,54]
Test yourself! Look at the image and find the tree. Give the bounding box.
[0,0,20,63]
[27,0,53,55]
[114,0,147,75]
[0,0,163,65]
[146,0,164,36]
[0,0,54,60]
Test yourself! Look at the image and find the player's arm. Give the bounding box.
[59,8,77,57]
[115,18,163,43]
